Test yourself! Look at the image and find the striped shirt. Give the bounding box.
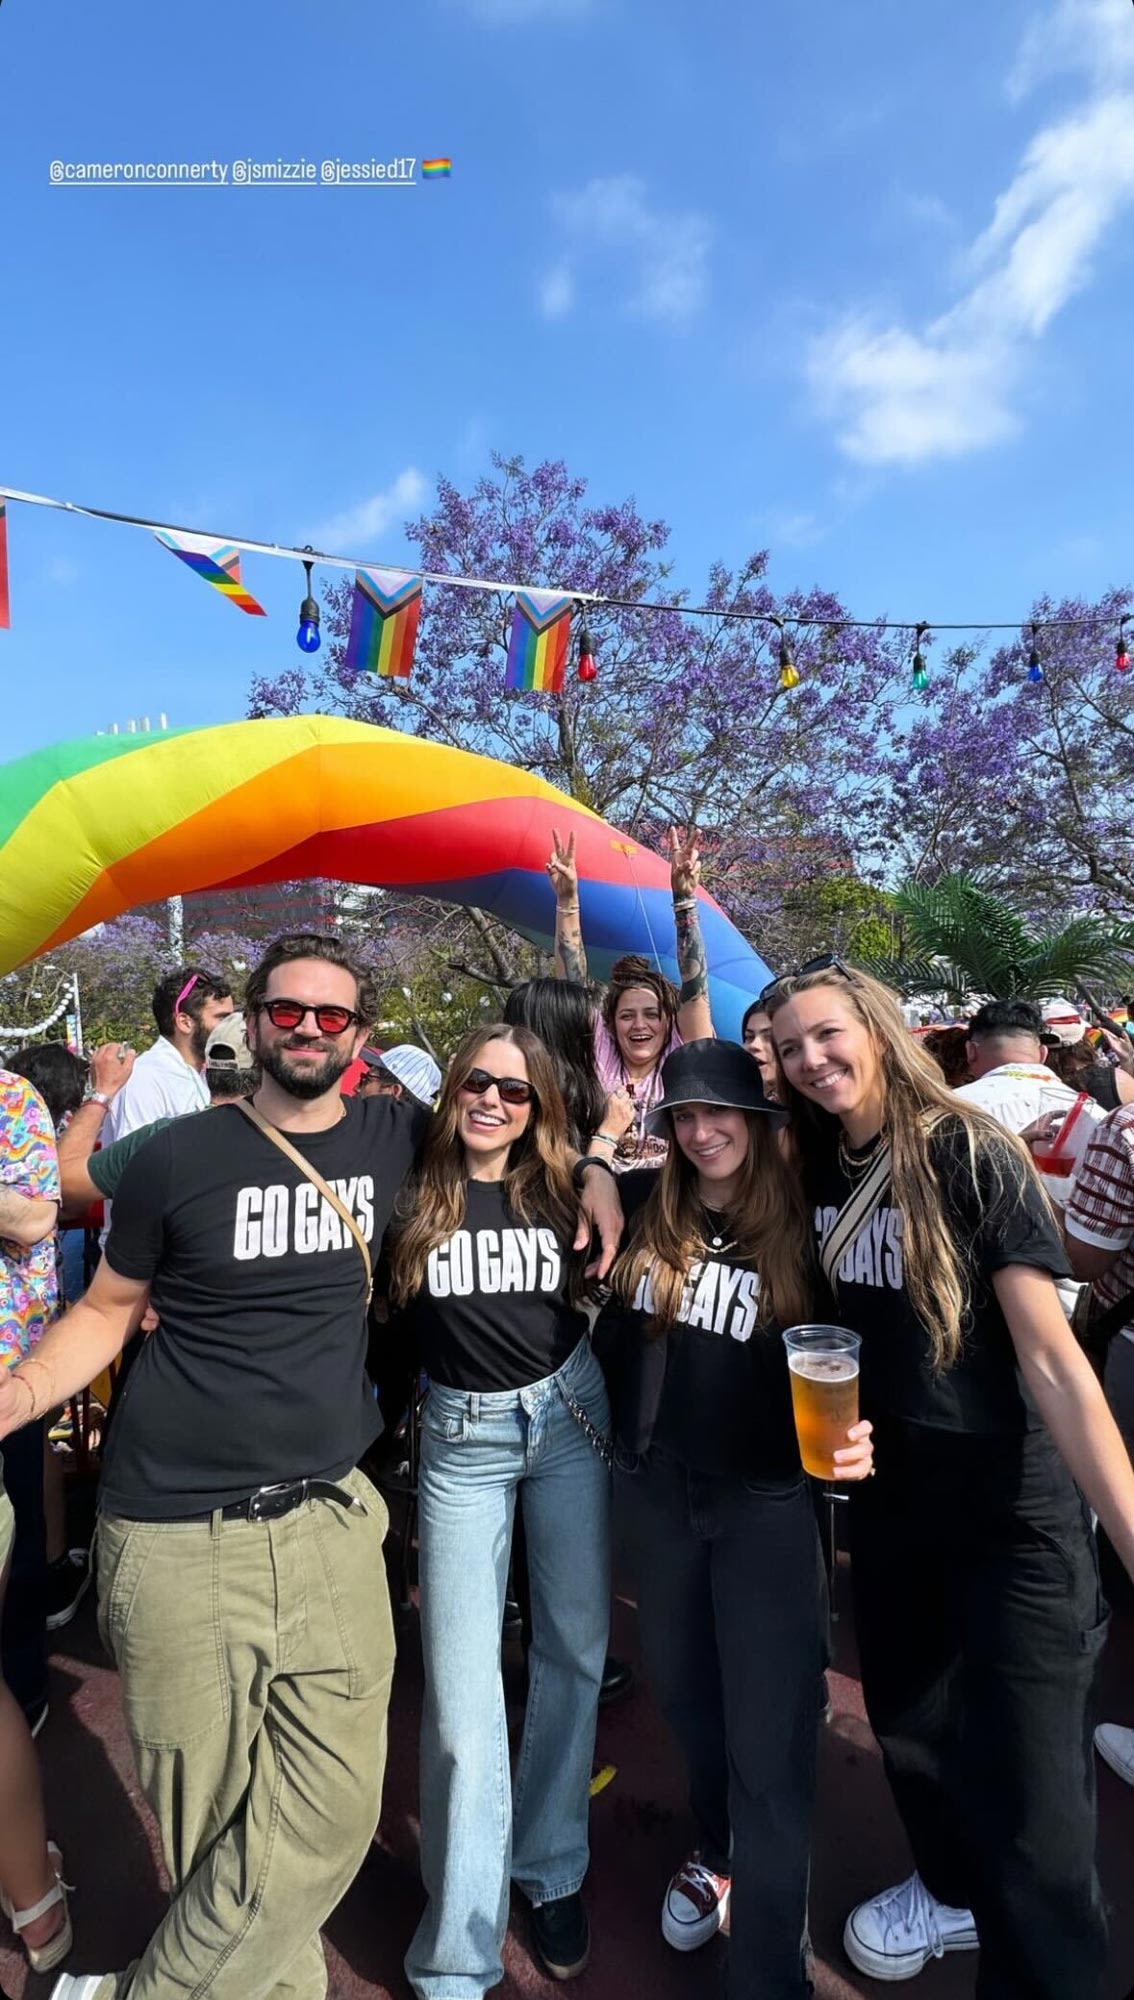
[1064,1106,1134,1340]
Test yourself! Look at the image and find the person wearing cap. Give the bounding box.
[595,1040,873,1998]
[356,1043,442,1111]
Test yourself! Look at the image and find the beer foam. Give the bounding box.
[788,1352,858,1381]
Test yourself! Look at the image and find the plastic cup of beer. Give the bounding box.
[783,1325,861,1481]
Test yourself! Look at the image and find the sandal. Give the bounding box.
[1,1840,73,1972]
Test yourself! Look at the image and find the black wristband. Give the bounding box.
[572,1155,616,1192]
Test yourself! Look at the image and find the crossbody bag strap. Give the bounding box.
[234,1099,373,1304]
[819,1141,893,1290]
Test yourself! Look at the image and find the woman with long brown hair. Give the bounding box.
[596,1039,872,1999]
[393,1024,613,2000]
[765,960,1134,1997]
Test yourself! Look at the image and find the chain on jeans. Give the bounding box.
[557,1379,614,1468]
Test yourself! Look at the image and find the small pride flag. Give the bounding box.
[0,500,9,630]
[155,529,266,616]
[422,158,452,179]
[505,589,573,695]
[345,567,423,680]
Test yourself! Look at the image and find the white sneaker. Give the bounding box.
[1095,1722,1134,1785]
[661,1853,731,1951]
[843,1871,978,1981]
[50,1977,114,1999]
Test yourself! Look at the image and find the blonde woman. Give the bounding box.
[597,1039,872,2000]
[765,960,1134,1998]
[390,1024,612,2000]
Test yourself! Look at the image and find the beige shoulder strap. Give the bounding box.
[819,1142,893,1290]
[234,1099,373,1304]
[819,1107,952,1291]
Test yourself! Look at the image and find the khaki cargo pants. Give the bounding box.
[94,1466,395,2000]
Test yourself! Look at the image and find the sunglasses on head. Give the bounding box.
[758,953,854,1008]
[459,1067,536,1107]
[261,998,361,1036]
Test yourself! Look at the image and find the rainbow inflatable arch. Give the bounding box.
[0,715,771,1038]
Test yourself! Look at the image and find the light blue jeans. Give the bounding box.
[405,1337,611,2000]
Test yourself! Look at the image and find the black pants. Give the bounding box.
[616,1448,826,2000]
[850,1420,1109,2000]
[0,1416,47,1716]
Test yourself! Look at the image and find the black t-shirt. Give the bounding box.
[594,1171,802,1480]
[101,1094,426,1518]
[808,1118,1071,1435]
[399,1178,587,1391]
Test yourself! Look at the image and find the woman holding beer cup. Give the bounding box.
[595,1039,873,2000]
[765,959,1134,1998]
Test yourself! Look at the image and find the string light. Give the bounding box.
[576,608,597,683]
[2,483,1133,648]
[776,620,800,690]
[911,622,929,692]
[1116,616,1131,674]
[296,554,320,654]
[1027,623,1043,683]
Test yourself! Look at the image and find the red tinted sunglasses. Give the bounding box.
[261,999,361,1036]
[459,1067,535,1107]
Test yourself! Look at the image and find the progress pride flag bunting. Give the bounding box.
[345,567,424,679]
[155,529,267,615]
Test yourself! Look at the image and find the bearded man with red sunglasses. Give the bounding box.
[0,931,623,2000]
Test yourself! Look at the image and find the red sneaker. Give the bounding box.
[661,1853,731,1952]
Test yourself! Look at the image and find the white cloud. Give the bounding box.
[752,505,825,550]
[311,468,429,552]
[1009,0,1134,99]
[538,259,576,319]
[808,0,1134,466]
[543,175,712,324]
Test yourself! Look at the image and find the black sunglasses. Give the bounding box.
[261,998,362,1036]
[459,1067,536,1107]
[758,954,854,1007]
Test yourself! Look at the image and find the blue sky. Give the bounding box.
[3,0,1134,759]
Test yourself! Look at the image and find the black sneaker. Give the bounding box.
[529,1892,590,1980]
[598,1655,635,1707]
[46,1549,91,1632]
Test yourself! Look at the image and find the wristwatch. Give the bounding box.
[572,1155,616,1191]
[87,1091,112,1108]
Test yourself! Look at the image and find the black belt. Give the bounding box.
[219,1479,362,1523]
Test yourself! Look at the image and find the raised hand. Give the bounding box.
[668,825,702,903]
[546,827,579,907]
[88,1042,137,1099]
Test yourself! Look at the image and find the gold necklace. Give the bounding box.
[837,1128,886,1179]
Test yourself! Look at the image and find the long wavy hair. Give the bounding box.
[503,977,606,1149]
[764,965,1041,1371]
[387,1023,581,1307]
[612,1108,813,1333]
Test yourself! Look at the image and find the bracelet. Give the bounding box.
[18,1352,55,1414]
[557,902,580,914]
[672,896,697,912]
[592,1131,620,1147]
[8,1370,38,1423]
[573,1155,616,1190]
[87,1092,112,1108]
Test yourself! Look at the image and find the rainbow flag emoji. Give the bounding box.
[422,158,452,179]
[0,500,9,630]
[505,589,573,695]
[155,529,266,616]
[345,567,423,680]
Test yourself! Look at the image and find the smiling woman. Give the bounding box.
[386,1023,614,1997]
[765,961,1134,1995]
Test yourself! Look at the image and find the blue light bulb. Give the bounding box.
[297,617,321,654]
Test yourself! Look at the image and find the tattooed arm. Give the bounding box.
[670,826,714,1042]
[547,827,589,986]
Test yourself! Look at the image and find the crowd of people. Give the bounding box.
[2,832,1134,2000]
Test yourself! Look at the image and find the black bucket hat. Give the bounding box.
[645,1038,787,1135]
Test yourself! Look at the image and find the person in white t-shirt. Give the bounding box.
[953,998,1100,1136]
[100,967,234,1146]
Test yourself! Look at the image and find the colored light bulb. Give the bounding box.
[777,635,799,690]
[296,596,321,654]
[1027,645,1043,683]
[577,625,597,682]
[912,651,928,692]
[1116,641,1130,674]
